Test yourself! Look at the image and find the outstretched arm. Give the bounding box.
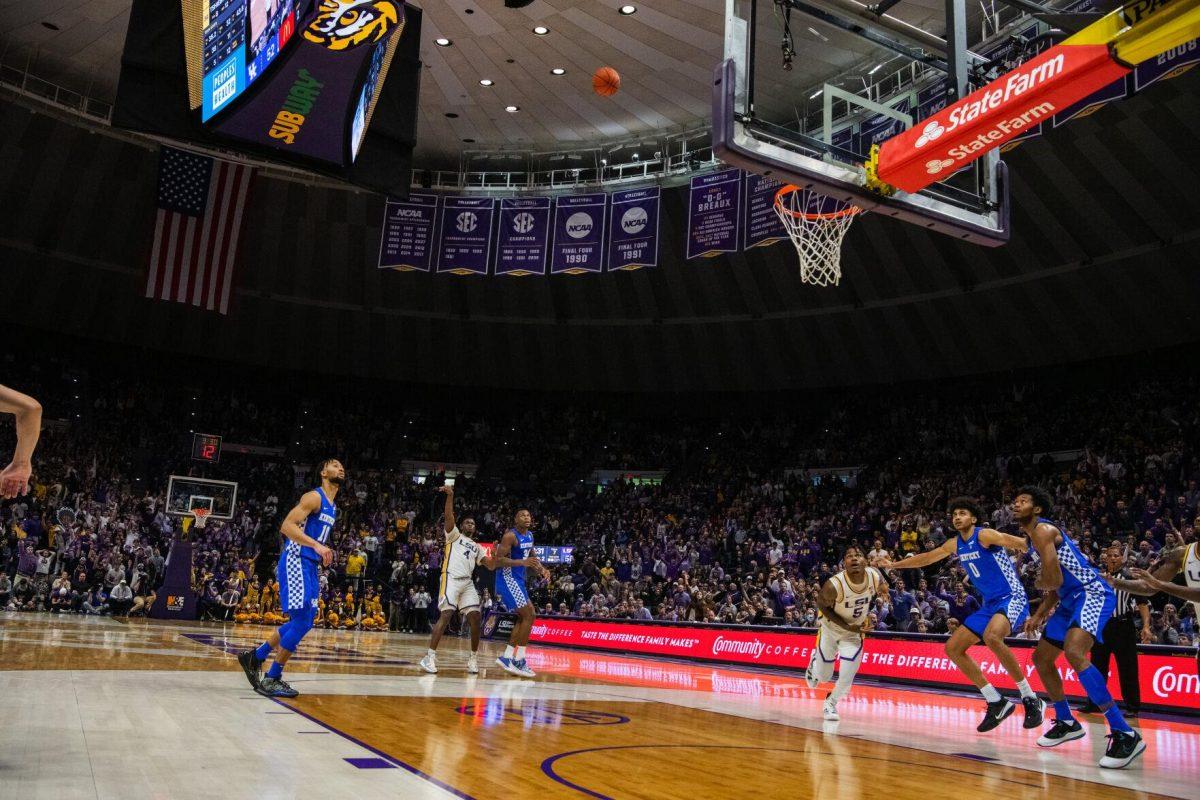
[978,528,1029,553]
[1130,567,1200,603]
[280,491,332,566]
[884,538,954,570]
[1110,547,1185,596]
[437,485,456,535]
[0,384,42,498]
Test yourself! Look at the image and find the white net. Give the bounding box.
[773,186,861,287]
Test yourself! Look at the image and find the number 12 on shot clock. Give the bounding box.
[192,433,223,464]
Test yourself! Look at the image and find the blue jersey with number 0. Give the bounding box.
[956,526,1025,603]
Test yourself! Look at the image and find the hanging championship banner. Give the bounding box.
[743,173,787,250]
[437,196,495,275]
[1053,75,1130,126]
[496,197,551,276]
[378,193,438,271]
[551,193,606,275]
[1135,39,1199,90]
[686,169,742,259]
[607,187,660,271]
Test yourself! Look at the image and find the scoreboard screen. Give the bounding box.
[192,433,224,463]
[201,0,298,121]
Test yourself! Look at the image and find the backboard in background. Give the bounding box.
[166,475,238,520]
[714,0,1016,245]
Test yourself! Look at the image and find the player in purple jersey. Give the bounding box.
[887,497,1042,731]
[237,458,344,698]
[1017,486,1145,769]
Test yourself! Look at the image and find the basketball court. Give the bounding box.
[2,615,1196,799]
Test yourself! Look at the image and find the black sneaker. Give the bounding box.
[1037,718,1086,747]
[256,677,299,698]
[1099,730,1146,769]
[1022,696,1045,729]
[237,650,263,690]
[977,699,1016,732]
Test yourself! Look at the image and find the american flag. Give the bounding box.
[146,146,254,315]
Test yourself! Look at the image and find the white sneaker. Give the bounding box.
[467,654,479,674]
[823,702,839,721]
[512,658,536,678]
[419,653,438,674]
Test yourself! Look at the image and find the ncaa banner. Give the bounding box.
[744,173,787,249]
[607,187,660,271]
[496,197,551,277]
[686,168,742,259]
[437,196,495,275]
[551,193,606,275]
[378,193,438,271]
[1135,39,1200,89]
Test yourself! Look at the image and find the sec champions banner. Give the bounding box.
[437,196,495,275]
[496,197,551,276]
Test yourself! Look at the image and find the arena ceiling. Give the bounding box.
[1,0,990,167]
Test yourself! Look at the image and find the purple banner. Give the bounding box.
[1053,75,1129,127]
[607,187,660,271]
[378,193,438,271]
[496,197,551,276]
[437,197,495,275]
[687,169,741,259]
[744,173,787,250]
[551,193,606,275]
[1135,40,1200,91]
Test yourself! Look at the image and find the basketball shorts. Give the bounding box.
[1043,580,1116,647]
[440,576,480,613]
[963,593,1029,639]
[808,619,864,683]
[278,555,319,612]
[495,571,531,611]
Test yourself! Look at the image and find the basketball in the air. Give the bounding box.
[592,67,621,97]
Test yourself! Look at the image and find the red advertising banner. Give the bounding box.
[528,618,1200,711]
[875,43,1130,193]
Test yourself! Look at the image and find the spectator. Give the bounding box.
[109,579,134,616]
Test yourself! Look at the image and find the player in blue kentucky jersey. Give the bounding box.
[887,497,1042,731]
[237,458,344,698]
[1016,486,1145,769]
[492,508,549,678]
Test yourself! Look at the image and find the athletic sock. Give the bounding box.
[255,642,272,661]
[515,646,526,661]
[1078,665,1133,733]
[1015,679,1036,700]
[1053,699,1074,722]
[503,645,515,660]
[427,648,436,657]
[980,683,1002,703]
[267,662,283,680]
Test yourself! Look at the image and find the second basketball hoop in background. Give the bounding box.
[774,185,861,288]
[592,66,620,96]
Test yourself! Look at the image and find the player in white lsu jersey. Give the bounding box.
[805,544,888,721]
[420,484,494,675]
[1115,541,1200,677]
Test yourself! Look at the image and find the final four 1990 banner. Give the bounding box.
[551,193,606,275]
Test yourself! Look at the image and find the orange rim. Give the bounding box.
[774,184,861,221]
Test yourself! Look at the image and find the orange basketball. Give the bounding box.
[592,66,621,97]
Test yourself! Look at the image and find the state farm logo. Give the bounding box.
[915,120,944,148]
[1153,665,1200,698]
[512,212,535,234]
[925,158,955,175]
[621,207,648,234]
[456,211,478,233]
[566,212,593,238]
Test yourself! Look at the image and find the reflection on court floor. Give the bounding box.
[1,614,1194,800]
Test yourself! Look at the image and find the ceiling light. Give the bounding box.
[435,37,452,46]
[506,105,520,112]
[533,25,550,35]
[479,79,494,86]
[551,67,566,75]
[809,89,823,99]
[632,152,639,159]
[619,5,637,14]
[867,63,882,75]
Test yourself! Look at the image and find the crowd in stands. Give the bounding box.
[2,345,1197,648]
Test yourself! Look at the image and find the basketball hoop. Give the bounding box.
[773,185,862,287]
[191,508,211,529]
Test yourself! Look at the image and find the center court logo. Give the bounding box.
[456,212,478,233]
[565,212,593,238]
[1153,665,1200,698]
[512,212,535,234]
[621,207,648,234]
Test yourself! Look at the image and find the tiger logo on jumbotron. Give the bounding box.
[303,0,401,51]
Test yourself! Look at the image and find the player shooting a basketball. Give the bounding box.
[0,384,42,499]
[238,458,343,698]
[884,498,1043,732]
[420,484,495,675]
[493,508,549,678]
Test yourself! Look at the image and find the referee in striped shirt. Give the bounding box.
[1082,544,1151,716]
